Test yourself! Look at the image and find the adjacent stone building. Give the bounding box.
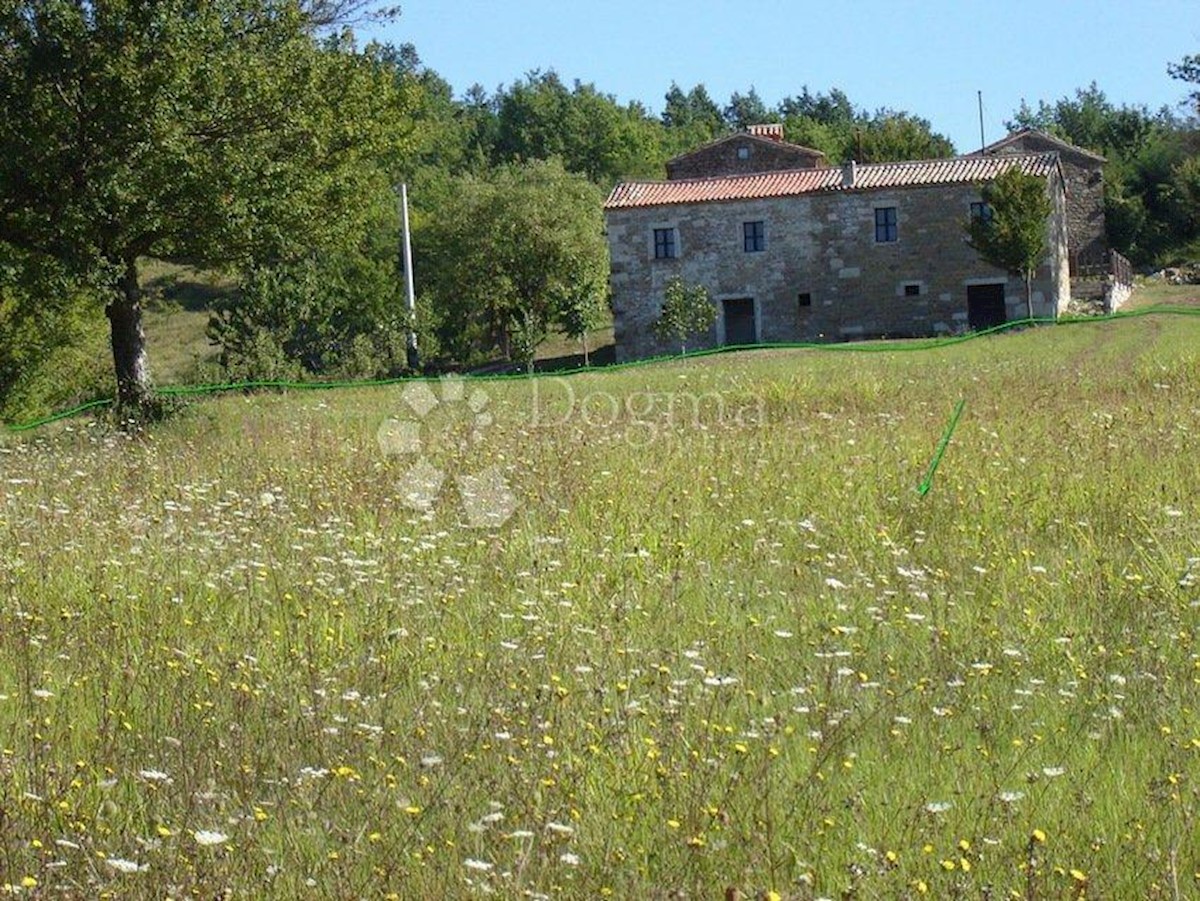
[665,123,825,180]
[974,127,1107,272]
[605,149,1071,362]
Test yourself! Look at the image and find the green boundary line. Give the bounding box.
[918,398,966,496]
[6,303,1200,434]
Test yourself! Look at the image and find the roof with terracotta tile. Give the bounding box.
[605,153,1062,210]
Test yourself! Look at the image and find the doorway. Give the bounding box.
[722,298,757,346]
[967,283,1007,331]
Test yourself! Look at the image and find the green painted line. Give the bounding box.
[918,398,966,497]
[5,304,1200,434]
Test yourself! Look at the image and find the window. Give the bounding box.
[743,220,765,253]
[737,145,750,160]
[874,207,897,243]
[797,292,812,309]
[653,227,677,259]
[970,201,994,226]
[903,283,921,297]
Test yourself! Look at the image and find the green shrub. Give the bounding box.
[0,249,111,424]
[208,251,413,383]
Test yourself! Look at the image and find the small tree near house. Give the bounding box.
[653,276,716,354]
[965,167,1053,321]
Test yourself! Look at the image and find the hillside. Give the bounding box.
[1,314,1198,897]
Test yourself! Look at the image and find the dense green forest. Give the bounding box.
[1,1,1198,421]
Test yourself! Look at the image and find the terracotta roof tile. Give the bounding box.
[605,153,1061,210]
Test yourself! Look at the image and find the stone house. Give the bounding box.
[973,127,1107,273]
[604,138,1072,362]
[665,123,825,180]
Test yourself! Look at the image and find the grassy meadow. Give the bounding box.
[1,310,1199,898]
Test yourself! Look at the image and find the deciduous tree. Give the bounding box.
[418,158,608,370]
[965,167,1052,321]
[653,276,715,354]
[0,0,406,413]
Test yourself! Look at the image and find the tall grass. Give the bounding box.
[1,316,1197,898]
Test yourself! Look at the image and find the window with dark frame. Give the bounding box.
[874,207,898,243]
[797,292,812,309]
[743,220,765,253]
[653,227,677,259]
[970,201,994,226]
[903,283,921,297]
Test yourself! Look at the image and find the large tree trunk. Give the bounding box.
[106,258,153,412]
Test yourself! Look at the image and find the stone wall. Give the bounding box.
[666,136,823,181]
[982,134,1106,270]
[607,179,1070,361]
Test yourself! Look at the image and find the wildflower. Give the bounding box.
[560,852,581,865]
[106,858,148,873]
[463,858,493,872]
[924,801,952,814]
[998,790,1025,803]
[1042,766,1066,778]
[193,830,228,846]
[545,822,575,836]
[1032,829,1047,843]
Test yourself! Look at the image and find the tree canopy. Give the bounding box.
[966,167,1053,320]
[0,0,407,410]
[416,158,608,370]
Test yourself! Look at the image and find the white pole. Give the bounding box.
[400,183,419,370]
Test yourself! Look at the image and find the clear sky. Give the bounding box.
[366,0,1199,157]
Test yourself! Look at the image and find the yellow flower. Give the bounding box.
[1032,829,1047,843]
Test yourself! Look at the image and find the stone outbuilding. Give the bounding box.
[665,123,826,180]
[604,150,1071,361]
[973,127,1107,273]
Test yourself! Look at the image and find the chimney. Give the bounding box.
[842,159,857,187]
[747,123,784,142]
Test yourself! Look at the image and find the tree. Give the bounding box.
[662,82,725,151]
[724,87,770,131]
[775,88,955,163]
[1006,82,1196,264]
[489,71,664,186]
[555,277,608,366]
[0,0,406,413]
[652,276,715,354]
[418,158,608,370]
[965,167,1052,321]
[1168,53,1200,115]
[206,179,410,381]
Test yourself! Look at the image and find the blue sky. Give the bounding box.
[368,0,1198,156]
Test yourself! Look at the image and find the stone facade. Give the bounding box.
[666,133,824,181]
[606,166,1070,362]
[976,129,1106,271]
